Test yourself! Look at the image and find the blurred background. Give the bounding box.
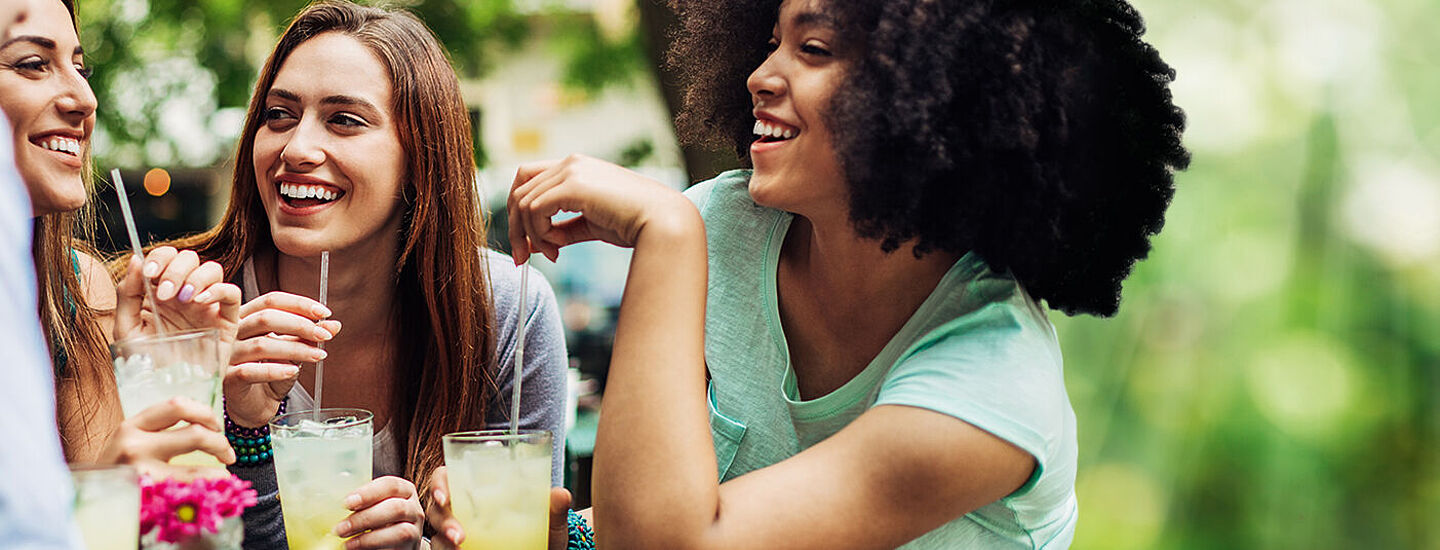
[74,0,1439,548]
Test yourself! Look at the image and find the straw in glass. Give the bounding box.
[112,169,158,325]
[509,261,529,435]
[314,251,329,413]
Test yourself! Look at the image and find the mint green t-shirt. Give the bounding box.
[687,171,1079,549]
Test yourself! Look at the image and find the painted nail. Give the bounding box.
[156,280,176,300]
[434,489,446,506]
[311,326,333,341]
[333,520,351,537]
[282,365,300,376]
[142,261,160,278]
[344,494,361,510]
[177,284,195,303]
[193,291,212,303]
[313,305,332,318]
[314,349,329,361]
[447,527,462,542]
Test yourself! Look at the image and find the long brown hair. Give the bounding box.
[165,1,496,492]
[33,0,118,460]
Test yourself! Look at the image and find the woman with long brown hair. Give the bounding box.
[2,0,242,473]
[163,2,568,548]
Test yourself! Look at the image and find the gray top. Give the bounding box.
[232,249,569,550]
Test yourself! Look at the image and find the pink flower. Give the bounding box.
[139,475,259,544]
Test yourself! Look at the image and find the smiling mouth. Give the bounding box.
[33,136,82,157]
[754,120,799,143]
[278,182,345,209]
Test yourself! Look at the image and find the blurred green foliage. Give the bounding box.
[1062,0,1440,548]
[74,0,640,169]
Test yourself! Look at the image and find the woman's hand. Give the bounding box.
[114,247,242,345]
[223,292,340,428]
[335,476,424,550]
[97,397,236,480]
[507,154,697,264]
[425,466,575,550]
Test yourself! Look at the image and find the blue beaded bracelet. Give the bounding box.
[224,397,287,466]
[567,509,595,550]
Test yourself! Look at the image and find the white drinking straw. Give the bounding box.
[509,261,529,435]
[314,251,329,412]
[111,169,144,257]
[112,169,158,321]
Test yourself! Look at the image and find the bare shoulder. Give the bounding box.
[74,250,118,310]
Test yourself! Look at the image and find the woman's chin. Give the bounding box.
[29,188,88,216]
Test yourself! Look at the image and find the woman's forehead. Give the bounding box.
[7,0,79,52]
[272,32,392,107]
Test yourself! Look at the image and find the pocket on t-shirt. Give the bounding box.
[707,382,747,480]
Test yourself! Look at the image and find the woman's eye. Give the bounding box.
[800,43,832,57]
[262,107,294,123]
[12,58,47,72]
[329,114,365,128]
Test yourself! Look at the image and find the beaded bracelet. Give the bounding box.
[224,397,287,466]
[566,509,595,550]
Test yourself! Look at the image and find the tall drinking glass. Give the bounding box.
[270,408,373,550]
[110,328,225,469]
[70,464,140,550]
[442,430,552,550]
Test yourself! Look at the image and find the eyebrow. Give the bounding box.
[0,35,83,55]
[791,11,841,30]
[268,88,381,112]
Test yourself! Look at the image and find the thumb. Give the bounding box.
[548,487,574,550]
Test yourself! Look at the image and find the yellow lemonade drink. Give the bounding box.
[111,329,226,470]
[443,430,552,550]
[271,409,374,550]
[70,464,140,550]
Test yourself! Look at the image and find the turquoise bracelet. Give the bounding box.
[567,509,595,550]
[224,397,287,466]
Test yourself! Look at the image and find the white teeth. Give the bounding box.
[753,120,798,140]
[42,137,80,154]
[279,183,341,202]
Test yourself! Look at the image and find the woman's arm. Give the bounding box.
[509,156,1035,550]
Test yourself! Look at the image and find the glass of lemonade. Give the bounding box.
[270,408,373,550]
[111,328,225,469]
[70,464,140,550]
[442,430,552,550]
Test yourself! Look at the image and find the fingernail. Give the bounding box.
[193,291,212,303]
[282,365,300,376]
[142,261,160,278]
[156,280,176,300]
[177,284,195,303]
[344,539,359,550]
[312,326,333,341]
[434,489,446,505]
[333,520,351,537]
[447,527,462,542]
[345,494,361,510]
[314,349,328,361]
[313,305,332,318]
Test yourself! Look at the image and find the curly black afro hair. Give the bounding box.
[668,0,1189,317]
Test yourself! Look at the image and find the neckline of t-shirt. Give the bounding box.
[762,211,981,419]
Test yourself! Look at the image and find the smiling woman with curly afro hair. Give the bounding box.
[673,0,1189,317]
[490,0,1189,548]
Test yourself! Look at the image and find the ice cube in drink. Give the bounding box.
[443,430,552,550]
[111,329,226,470]
[271,409,374,550]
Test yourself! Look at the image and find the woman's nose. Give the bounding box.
[55,69,96,121]
[746,53,787,103]
[280,118,328,168]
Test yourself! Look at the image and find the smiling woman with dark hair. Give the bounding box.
[446,0,1188,547]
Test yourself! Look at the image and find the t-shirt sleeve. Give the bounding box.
[873,299,1067,496]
